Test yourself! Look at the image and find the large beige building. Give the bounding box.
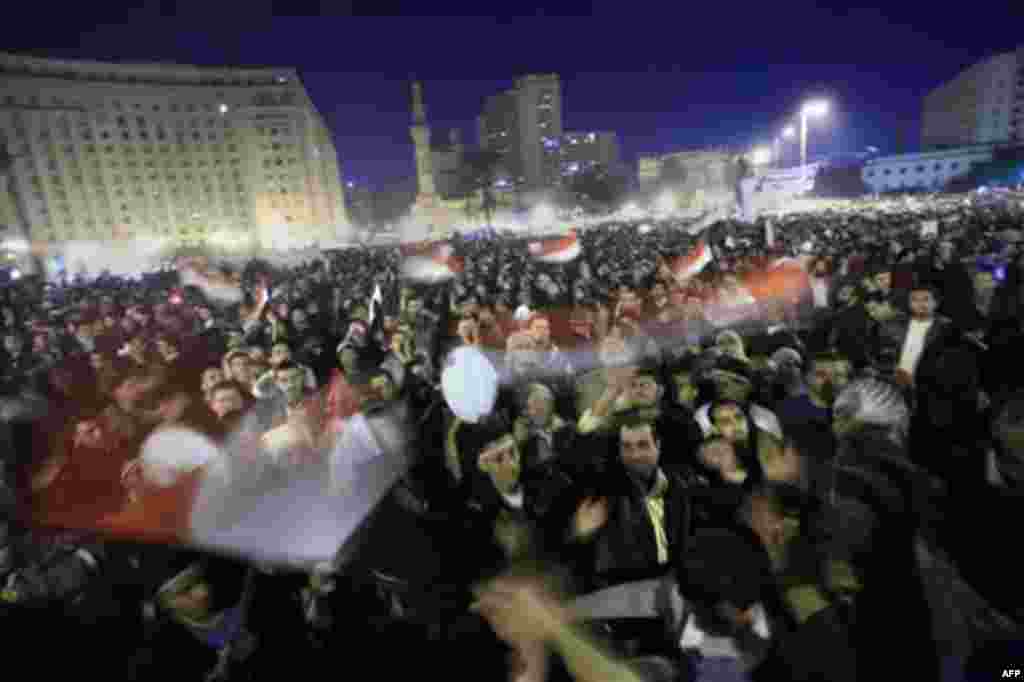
[922,50,1021,150]
[477,74,563,190]
[0,51,348,249]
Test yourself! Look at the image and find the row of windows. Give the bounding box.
[866,161,964,177]
[11,127,237,145]
[33,201,255,224]
[28,165,250,185]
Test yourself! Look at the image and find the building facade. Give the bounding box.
[478,73,563,190]
[922,50,1020,150]
[1014,46,1024,145]
[431,129,465,199]
[861,146,995,193]
[559,131,621,178]
[0,51,348,249]
[637,155,661,185]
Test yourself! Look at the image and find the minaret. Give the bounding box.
[410,81,437,201]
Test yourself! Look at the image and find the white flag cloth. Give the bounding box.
[190,409,409,569]
[529,230,581,263]
[368,283,384,327]
[670,239,714,282]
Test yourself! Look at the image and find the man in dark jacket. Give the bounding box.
[573,417,692,589]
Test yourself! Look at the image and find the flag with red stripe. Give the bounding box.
[177,257,244,305]
[669,239,714,282]
[528,229,582,263]
[400,240,464,283]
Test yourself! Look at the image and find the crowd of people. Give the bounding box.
[1,191,1023,681]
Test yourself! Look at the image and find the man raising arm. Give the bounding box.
[473,570,644,682]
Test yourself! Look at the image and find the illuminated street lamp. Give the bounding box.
[800,100,829,184]
[773,125,797,168]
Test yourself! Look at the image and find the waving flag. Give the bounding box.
[529,229,581,263]
[744,256,812,305]
[670,239,713,282]
[400,241,464,283]
[177,257,244,305]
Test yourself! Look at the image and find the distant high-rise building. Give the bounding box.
[1015,46,1024,145]
[0,51,348,248]
[559,131,622,177]
[478,73,563,190]
[922,50,1021,150]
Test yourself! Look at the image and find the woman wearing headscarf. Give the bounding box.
[828,379,941,682]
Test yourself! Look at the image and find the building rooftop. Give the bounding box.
[0,51,298,88]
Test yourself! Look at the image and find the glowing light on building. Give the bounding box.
[656,191,676,214]
[750,147,773,166]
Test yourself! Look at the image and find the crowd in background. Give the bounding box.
[1,192,1023,681]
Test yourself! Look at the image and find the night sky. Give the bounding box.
[2,3,1021,190]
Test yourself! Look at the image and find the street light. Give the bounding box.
[773,126,797,168]
[800,100,829,186]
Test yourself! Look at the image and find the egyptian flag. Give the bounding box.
[177,257,244,305]
[400,241,464,283]
[669,239,714,282]
[92,427,220,546]
[743,256,812,305]
[529,229,582,263]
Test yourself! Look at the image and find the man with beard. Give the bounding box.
[528,313,574,377]
[208,380,253,439]
[776,352,851,462]
[253,342,318,400]
[570,418,692,592]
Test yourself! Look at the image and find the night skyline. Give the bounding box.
[3,5,1021,190]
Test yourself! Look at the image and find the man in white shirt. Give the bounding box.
[894,284,947,389]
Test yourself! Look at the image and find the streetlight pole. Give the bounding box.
[772,126,797,170]
[798,101,828,188]
[800,111,809,186]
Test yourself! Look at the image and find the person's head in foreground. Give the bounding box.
[274,361,307,406]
